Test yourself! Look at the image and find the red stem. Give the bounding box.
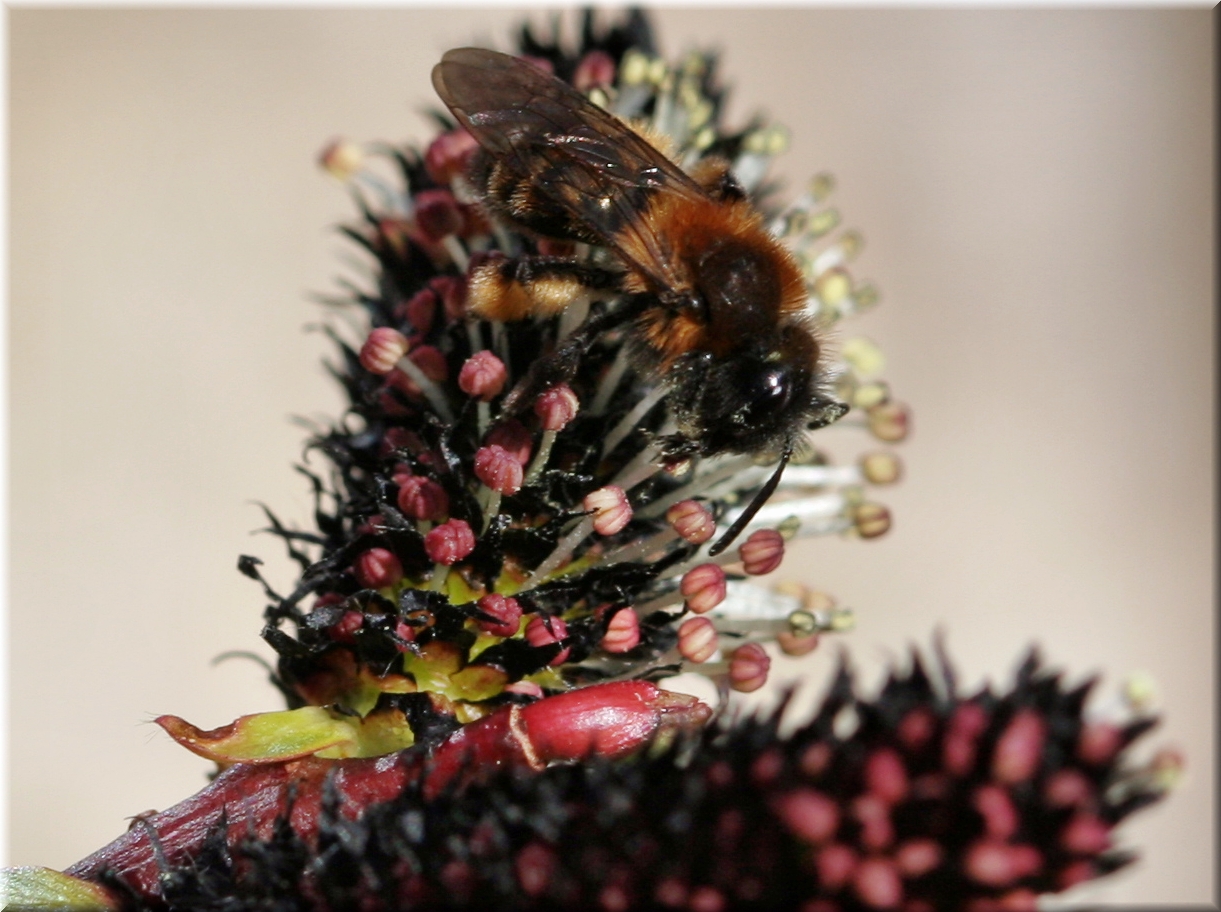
[66,681,710,903]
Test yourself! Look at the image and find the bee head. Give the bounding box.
[667,325,846,457]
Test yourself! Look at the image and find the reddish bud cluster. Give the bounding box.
[680,563,727,614]
[475,593,522,637]
[353,547,403,589]
[600,607,641,654]
[678,616,718,664]
[423,127,480,186]
[413,189,464,241]
[359,327,410,375]
[397,476,449,522]
[458,350,508,401]
[474,445,524,495]
[424,519,475,565]
[525,615,571,665]
[584,485,632,535]
[728,643,771,692]
[535,384,579,431]
[666,499,715,544]
[740,529,785,575]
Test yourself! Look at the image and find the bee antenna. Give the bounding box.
[707,445,792,557]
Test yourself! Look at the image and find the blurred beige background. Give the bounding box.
[7,7,1214,905]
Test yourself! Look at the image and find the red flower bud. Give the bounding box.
[774,788,838,844]
[359,327,409,375]
[424,518,475,565]
[398,287,438,336]
[678,616,718,664]
[392,620,415,650]
[728,642,770,693]
[740,528,784,575]
[353,547,403,589]
[992,708,1045,784]
[485,419,533,465]
[680,563,727,614]
[474,445,523,495]
[898,707,936,753]
[525,614,571,665]
[852,793,894,850]
[865,747,909,805]
[817,844,857,891]
[665,499,715,544]
[515,842,556,898]
[397,475,448,522]
[965,840,1021,887]
[600,608,640,654]
[535,384,579,431]
[330,610,364,644]
[973,784,1018,839]
[413,188,463,241]
[583,485,632,535]
[853,857,902,910]
[423,127,479,186]
[573,50,616,92]
[896,839,942,877]
[458,350,507,401]
[516,680,710,763]
[475,593,522,638]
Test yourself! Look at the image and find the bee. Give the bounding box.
[432,48,847,553]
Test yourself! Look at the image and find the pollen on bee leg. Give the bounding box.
[467,260,535,321]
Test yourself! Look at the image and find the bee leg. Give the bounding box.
[467,255,622,322]
[654,433,704,462]
[501,295,649,416]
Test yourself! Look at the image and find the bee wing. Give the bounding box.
[432,48,708,292]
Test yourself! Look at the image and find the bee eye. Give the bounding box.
[739,366,793,422]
